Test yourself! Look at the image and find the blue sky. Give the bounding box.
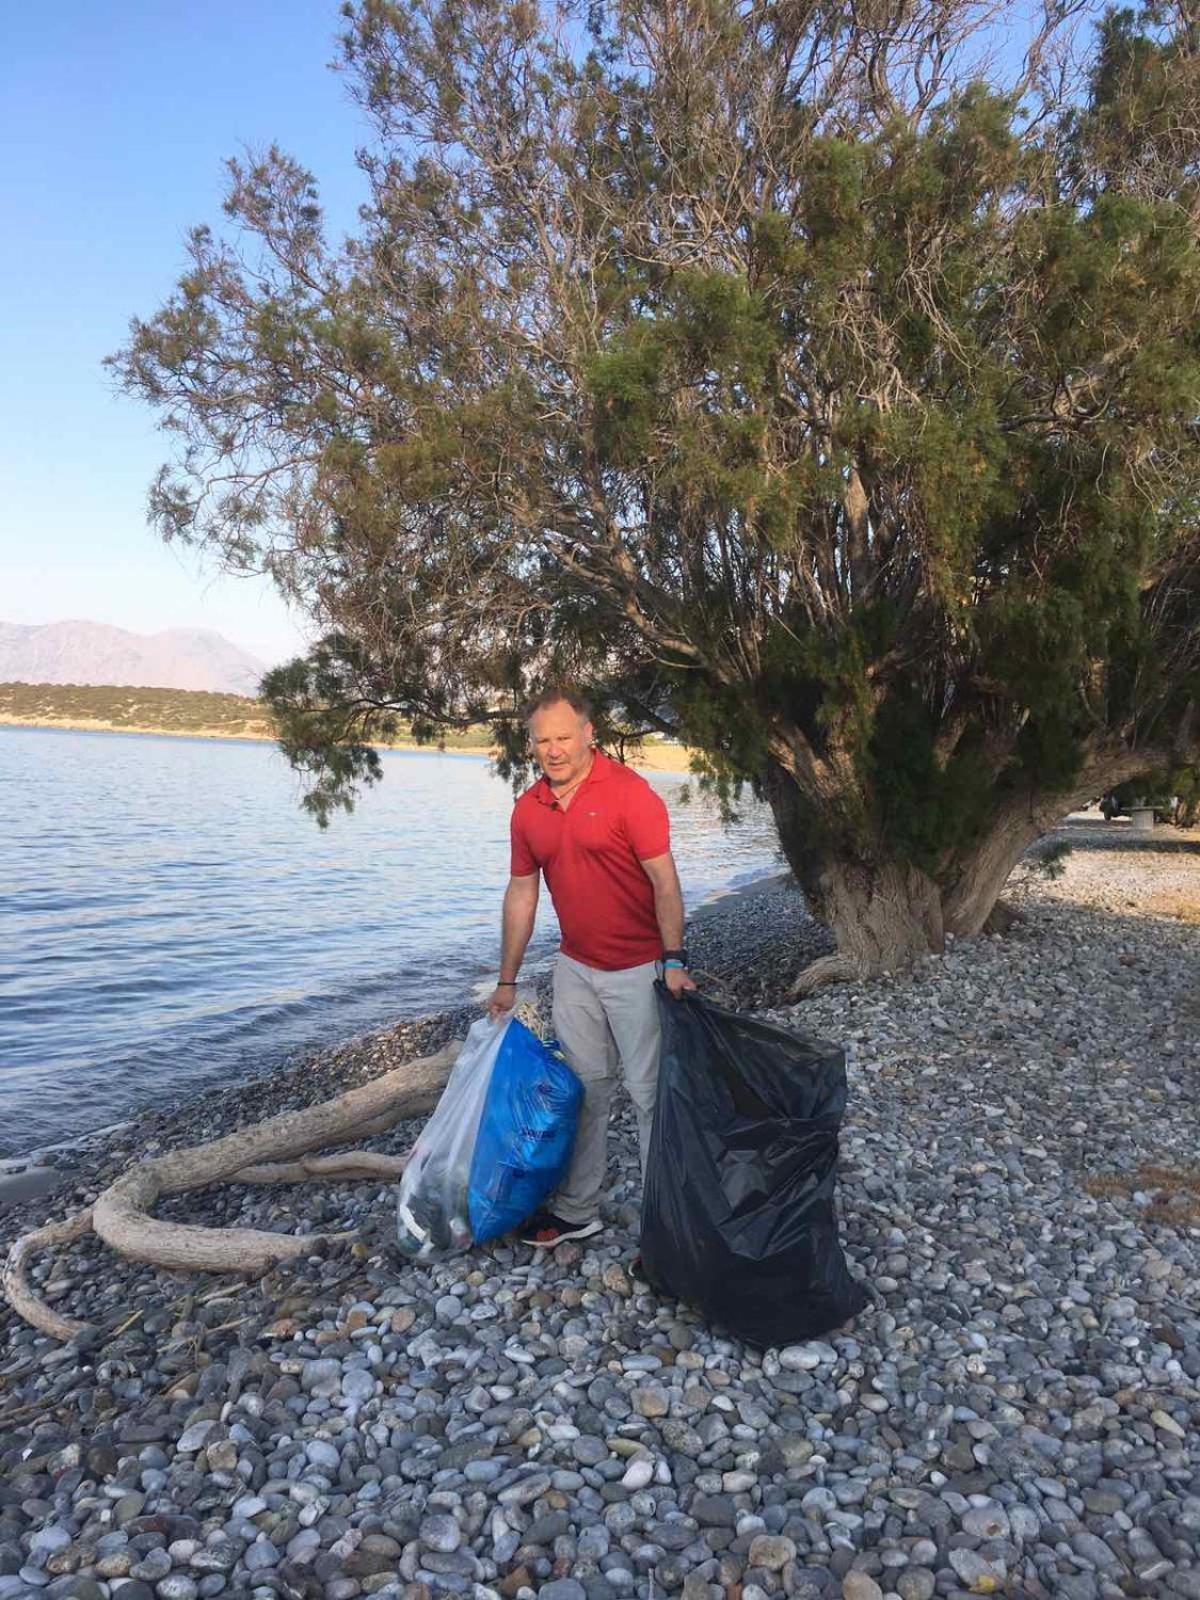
[0,1,368,666]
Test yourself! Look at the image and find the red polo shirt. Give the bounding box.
[510,750,670,971]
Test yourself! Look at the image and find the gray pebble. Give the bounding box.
[420,1513,462,1554]
[156,1579,200,1600]
[539,1584,587,1600]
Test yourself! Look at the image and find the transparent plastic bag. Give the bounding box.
[396,1013,582,1259]
[395,1015,495,1259]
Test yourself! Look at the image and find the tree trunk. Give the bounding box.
[764,764,946,992]
[764,743,1189,991]
[791,857,947,994]
[940,800,1046,937]
[941,746,1181,934]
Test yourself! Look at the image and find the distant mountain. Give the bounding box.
[0,620,269,697]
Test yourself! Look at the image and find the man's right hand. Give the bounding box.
[487,985,518,1022]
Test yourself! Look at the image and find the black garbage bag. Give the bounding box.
[640,984,867,1348]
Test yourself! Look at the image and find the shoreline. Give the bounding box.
[0,715,697,771]
[5,810,1193,1197]
[0,715,491,754]
[2,815,1191,1196]
[0,864,802,1203]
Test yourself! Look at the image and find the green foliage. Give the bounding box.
[865,694,996,872]
[109,0,1200,929]
[1032,840,1074,881]
[261,652,389,826]
[586,340,663,469]
[1171,767,1200,827]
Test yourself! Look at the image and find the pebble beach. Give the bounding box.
[1,818,1198,1600]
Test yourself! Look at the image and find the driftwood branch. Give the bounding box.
[1,1208,96,1343]
[234,1152,410,1184]
[3,1040,461,1340]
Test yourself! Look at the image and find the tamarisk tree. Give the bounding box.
[112,0,1200,988]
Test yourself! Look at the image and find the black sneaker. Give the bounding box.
[520,1211,603,1248]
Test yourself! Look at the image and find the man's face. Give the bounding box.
[528,701,594,787]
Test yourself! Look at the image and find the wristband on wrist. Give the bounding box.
[496,980,517,987]
[662,947,688,967]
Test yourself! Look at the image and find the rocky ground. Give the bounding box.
[1,820,1197,1600]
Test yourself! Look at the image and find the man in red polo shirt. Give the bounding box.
[487,688,696,1246]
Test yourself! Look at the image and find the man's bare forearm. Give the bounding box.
[499,882,538,981]
[651,859,686,951]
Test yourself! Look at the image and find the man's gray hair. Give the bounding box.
[524,686,594,723]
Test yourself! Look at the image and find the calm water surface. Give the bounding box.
[0,727,778,1158]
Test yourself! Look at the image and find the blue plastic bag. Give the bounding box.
[468,1022,583,1242]
[397,1013,581,1258]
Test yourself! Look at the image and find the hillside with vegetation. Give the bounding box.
[0,682,275,738]
[0,682,496,748]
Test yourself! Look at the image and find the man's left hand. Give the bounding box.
[664,966,698,999]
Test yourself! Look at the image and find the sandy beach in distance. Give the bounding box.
[0,713,698,770]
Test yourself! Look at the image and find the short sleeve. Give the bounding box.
[624,779,670,861]
[510,806,538,876]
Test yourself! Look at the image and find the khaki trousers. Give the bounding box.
[549,954,661,1224]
